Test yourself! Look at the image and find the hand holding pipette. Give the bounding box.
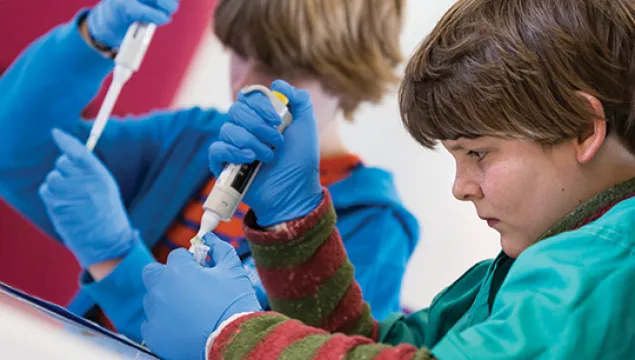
[191,81,324,264]
[189,85,293,264]
[86,0,178,50]
[83,0,179,151]
[85,22,156,152]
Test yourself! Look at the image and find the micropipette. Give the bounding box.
[85,22,157,151]
[189,85,293,264]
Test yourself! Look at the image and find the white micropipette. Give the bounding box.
[189,86,293,264]
[85,22,156,152]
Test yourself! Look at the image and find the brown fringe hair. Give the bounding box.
[400,0,635,152]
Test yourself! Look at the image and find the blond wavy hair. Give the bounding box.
[214,0,405,120]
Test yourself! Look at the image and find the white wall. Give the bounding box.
[173,0,501,310]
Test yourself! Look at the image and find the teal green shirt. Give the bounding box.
[380,178,635,359]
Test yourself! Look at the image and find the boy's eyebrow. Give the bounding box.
[445,143,464,151]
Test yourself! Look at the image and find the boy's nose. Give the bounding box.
[452,173,483,202]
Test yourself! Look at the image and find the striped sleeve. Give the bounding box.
[208,312,437,360]
[243,190,376,336]
[206,190,436,359]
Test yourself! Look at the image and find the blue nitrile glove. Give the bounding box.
[86,0,179,49]
[208,80,323,226]
[242,256,270,309]
[141,234,261,360]
[38,129,137,268]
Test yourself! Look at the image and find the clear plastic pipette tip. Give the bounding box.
[190,241,210,266]
[189,211,221,265]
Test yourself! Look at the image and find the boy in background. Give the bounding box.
[0,0,417,343]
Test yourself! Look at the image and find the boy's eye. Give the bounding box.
[467,150,487,161]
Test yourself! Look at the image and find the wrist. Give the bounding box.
[77,226,139,268]
[256,191,323,228]
[79,13,117,58]
[243,190,333,244]
[206,312,256,358]
[87,258,123,281]
[109,227,140,259]
[264,223,289,232]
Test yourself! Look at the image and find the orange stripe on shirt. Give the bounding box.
[155,153,362,263]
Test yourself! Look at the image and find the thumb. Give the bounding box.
[203,233,241,268]
[142,262,165,290]
[271,80,312,114]
[51,129,94,165]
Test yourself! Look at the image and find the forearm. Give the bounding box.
[207,312,436,360]
[82,242,155,343]
[243,190,377,337]
[0,11,114,233]
[0,11,113,163]
[88,258,123,281]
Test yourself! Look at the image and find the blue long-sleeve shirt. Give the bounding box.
[0,13,420,343]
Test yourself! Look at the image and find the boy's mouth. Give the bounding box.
[485,219,500,228]
[479,215,500,228]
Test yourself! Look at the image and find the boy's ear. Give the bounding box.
[574,91,608,164]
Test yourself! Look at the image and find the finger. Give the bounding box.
[37,183,53,205]
[219,123,275,162]
[52,128,88,157]
[140,320,152,342]
[228,102,284,147]
[51,129,95,168]
[123,1,171,25]
[165,248,200,269]
[237,91,284,127]
[142,292,163,322]
[38,182,62,207]
[139,0,179,15]
[54,156,73,177]
[208,142,256,177]
[38,186,82,213]
[54,155,85,178]
[271,80,314,115]
[42,170,69,195]
[142,294,155,320]
[140,321,164,356]
[142,262,166,290]
[202,233,241,268]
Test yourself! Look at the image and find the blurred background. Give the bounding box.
[0,0,500,311]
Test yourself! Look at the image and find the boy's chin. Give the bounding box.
[500,235,530,259]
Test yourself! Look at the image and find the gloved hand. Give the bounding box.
[242,256,270,309]
[38,129,137,268]
[208,80,323,226]
[86,0,179,49]
[141,234,261,360]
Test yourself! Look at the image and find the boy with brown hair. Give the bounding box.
[0,0,417,344]
[140,0,635,358]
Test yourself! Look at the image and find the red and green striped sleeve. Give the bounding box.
[206,190,436,359]
[245,190,376,336]
[208,312,436,359]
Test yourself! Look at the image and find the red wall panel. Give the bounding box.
[0,0,218,305]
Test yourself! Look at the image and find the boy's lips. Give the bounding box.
[479,215,500,228]
[485,219,500,227]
